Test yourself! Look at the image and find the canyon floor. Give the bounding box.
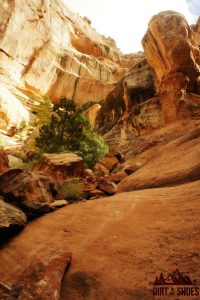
[1,122,200,299]
[0,180,200,299]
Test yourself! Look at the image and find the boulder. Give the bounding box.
[123,165,138,175]
[0,199,27,229]
[33,153,85,186]
[106,171,128,183]
[0,169,54,214]
[82,178,98,199]
[50,200,69,209]
[85,169,94,177]
[93,162,109,176]
[0,148,9,174]
[142,11,200,124]
[98,155,119,172]
[97,179,118,195]
[86,189,106,200]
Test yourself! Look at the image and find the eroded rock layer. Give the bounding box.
[142,11,200,124]
[0,0,126,131]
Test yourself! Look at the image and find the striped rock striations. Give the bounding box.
[0,0,126,131]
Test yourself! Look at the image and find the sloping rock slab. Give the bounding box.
[118,127,200,192]
[0,181,200,299]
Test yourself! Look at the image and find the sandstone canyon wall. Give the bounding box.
[96,11,200,152]
[142,11,200,124]
[0,0,130,131]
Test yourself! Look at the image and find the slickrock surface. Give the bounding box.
[118,126,200,192]
[0,181,200,299]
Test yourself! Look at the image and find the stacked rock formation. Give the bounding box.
[142,11,200,124]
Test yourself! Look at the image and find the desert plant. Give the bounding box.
[35,98,109,167]
[78,130,108,169]
[58,179,83,201]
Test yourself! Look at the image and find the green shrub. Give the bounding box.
[35,98,108,168]
[58,179,83,201]
[78,130,108,169]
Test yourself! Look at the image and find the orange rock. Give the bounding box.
[10,250,72,300]
[98,155,119,172]
[0,199,27,230]
[0,169,54,214]
[93,162,109,176]
[97,178,117,195]
[118,127,200,192]
[142,11,200,124]
[106,171,127,183]
[33,153,85,186]
[0,148,9,174]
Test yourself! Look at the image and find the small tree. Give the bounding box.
[35,98,108,167]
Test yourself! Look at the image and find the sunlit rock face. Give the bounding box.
[0,0,126,130]
[192,17,200,46]
[142,11,200,124]
[84,104,101,128]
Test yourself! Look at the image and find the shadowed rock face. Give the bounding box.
[142,11,200,124]
[96,58,156,135]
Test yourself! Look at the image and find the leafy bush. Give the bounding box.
[58,179,83,201]
[35,98,108,168]
[78,130,108,169]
